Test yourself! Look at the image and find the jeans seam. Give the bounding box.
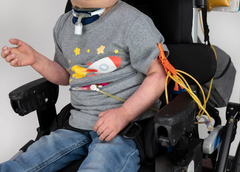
[118,149,139,172]
[27,138,90,172]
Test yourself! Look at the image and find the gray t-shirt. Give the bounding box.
[53,0,169,130]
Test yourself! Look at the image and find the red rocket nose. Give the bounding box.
[109,56,121,68]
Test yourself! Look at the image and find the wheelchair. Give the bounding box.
[7,0,240,171]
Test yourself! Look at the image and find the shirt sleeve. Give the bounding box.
[126,13,169,74]
[53,15,69,69]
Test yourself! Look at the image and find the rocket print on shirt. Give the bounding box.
[70,45,121,81]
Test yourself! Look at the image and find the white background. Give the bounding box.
[0,0,240,164]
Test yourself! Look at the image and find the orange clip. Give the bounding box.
[158,43,182,91]
[158,43,177,76]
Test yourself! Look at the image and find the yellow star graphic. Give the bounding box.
[74,47,80,56]
[114,49,119,54]
[97,45,105,55]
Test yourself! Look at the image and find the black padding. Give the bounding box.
[55,103,73,129]
[167,44,217,85]
[124,0,193,44]
[153,0,193,44]
[9,78,59,116]
[65,0,72,13]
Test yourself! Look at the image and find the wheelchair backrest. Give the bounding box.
[122,0,193,44]
[65,0,193,44]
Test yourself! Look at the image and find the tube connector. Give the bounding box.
[205,120,214,131]
[196,115,201,121]
[207,124,214,131]
[75,13,85,35]
[75,23,83,35]
[90,84,99,91]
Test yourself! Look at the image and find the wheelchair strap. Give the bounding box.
[201,7,211,46]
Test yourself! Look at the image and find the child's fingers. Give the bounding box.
[104,131,116,142]
[96,124,107,136]
[93,118,103,132]
[9,38,23,47]
[10,58,19,67]
[5,54,17,63]
[1,46,10,58]
[99,128,113,141]
[2,46,8,51]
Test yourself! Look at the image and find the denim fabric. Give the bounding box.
[0,129,140,172]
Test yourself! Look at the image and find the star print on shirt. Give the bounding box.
[97,45,105,54]
[74,47,80,55]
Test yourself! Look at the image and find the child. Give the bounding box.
[1,0,168,171]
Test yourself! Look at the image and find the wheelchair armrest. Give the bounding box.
[154,92,197,147]
[9,78,59,116]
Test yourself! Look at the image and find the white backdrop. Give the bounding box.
[0,0,69,162]
[0,0,240,164]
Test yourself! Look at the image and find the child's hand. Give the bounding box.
[1,39,37,67]
[93,107,130,142]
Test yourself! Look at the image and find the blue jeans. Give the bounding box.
[0,129,140,172]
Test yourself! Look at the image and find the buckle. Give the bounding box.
[121,122,142,139]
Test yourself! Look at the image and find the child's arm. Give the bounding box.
[1,39,70,85]
[93,57,166,141]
